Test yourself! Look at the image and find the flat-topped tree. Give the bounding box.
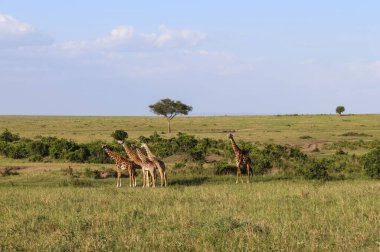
[149,98,192,133]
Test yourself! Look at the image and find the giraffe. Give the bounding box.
[141,143,167,187]
[101,144,137,187]
[228,133,253,183]
[133,145,157,188]
[116,140,150,187]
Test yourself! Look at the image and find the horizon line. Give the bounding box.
[0,113,379,117]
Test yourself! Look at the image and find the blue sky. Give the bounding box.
[1,1,380,115]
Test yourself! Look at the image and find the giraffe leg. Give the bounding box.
[164,172,167,187]
[246,165,249,183]
[128,170,132,187]
[142,170,146,188]
[150,169,156,188]
[159,162,167,187]
[117,170,121,188]
[236,162,241,183]
[131,170,135,187]
[146,170,150,188]
[158,168,164,187]
[246,164,251,183]
[237,171,243,184]
[133,170,137,187]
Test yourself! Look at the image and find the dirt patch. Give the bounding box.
[0,165,63,173]
[205,154,224,163]
[301,141,332,153]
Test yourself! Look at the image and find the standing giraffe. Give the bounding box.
[141,143,167,187]
[101,144,137,187]
[116,140,146,186]
[228,133,253,183]
[117,140,150,187]
[134,146,157,188]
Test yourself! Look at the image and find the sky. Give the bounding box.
[1,1,380,115]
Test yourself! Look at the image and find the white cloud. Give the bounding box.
[0,17,251,88]
[60,25,205,52]
[0,14,53,48]
[0,14,35,35]
[95,26,135,47]
[141,25,205,48]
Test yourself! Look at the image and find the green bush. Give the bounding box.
[362,147,380,179]
[111,130,128,141]
[27,141,49,156]
[298,159,330,180]
[214,161,236,175]
[65,147,90,162]
[6,143,28,159]
[85,141,113,164]
[0,129,20,142]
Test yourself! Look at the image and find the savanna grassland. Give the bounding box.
[1,114,380,145]
[1,115,380,251]
[1,171,379,251]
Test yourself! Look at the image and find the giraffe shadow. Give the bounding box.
[168,176,209,186]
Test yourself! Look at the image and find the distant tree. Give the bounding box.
[149,98,193,133]
[336,106,345,116]
[111,130,128,141]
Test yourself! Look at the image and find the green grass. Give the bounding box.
[1,115,380,251]
[1,114,380,146]
[1,170,379,251]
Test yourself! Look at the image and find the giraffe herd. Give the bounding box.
[102,133,252,188]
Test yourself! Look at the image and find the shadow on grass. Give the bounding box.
[168,176,209,186]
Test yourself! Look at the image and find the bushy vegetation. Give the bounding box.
[362,147,380,178]
[111,129,128,141]
[1,129,379,180]
[0,129,20,142]
[0,132,116,164]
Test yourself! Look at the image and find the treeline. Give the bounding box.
[0,129,379,179]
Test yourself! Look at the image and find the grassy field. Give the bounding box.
[1,114,380,146]
[1,169,379,251]
[1,115,380,251]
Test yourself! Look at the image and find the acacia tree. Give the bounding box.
[149,98,193,133]
[336,106,345,116]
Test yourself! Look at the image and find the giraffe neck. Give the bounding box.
[136,148,149,163]
[230,137,242,157]
[143,145,157,160]
[104,148,119,162]
[122,143,141,164]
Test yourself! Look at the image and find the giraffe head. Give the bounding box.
[141,143,148,148]
[130,144,137,150]
[227,133,234,139]
[101,144,108,150]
